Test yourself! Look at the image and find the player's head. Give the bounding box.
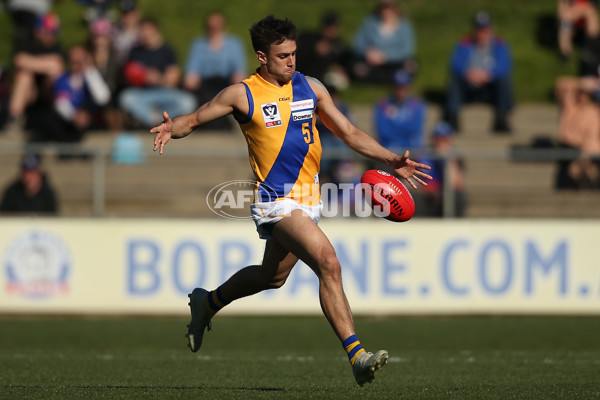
[249,15,297,55]
[250,16,297,83]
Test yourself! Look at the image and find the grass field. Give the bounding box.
[1,316,599,399]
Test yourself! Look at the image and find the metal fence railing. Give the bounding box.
[0,142,595,218]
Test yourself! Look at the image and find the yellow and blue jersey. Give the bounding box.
[236,72,322,205]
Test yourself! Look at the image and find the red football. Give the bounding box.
[360,169,415,222]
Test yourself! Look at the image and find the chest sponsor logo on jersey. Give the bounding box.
[261,102,282,128]
[292,110,313,121]
[289,99,314,112]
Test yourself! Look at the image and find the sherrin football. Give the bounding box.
[360,169,415,222]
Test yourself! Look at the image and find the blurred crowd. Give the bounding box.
[1,0,600,217]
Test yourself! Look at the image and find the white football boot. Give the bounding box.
[352,350,389,386]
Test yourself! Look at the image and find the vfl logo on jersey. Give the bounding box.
[292,110,313,121]
[289,99,314,112]
[261,102,282,128]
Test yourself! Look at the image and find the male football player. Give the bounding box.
[150,15,431,386]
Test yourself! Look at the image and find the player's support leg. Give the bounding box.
[186,239,298,352]
[270,210,389,386]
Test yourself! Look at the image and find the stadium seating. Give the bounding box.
[1,106,599,218]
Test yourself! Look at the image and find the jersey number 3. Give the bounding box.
[302,122,314,144]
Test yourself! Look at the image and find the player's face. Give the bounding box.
[263,39,296,83]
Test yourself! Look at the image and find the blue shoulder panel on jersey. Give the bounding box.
[258,73,318,201]
[234,81,253,124]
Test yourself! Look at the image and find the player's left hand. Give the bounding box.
[391,150,432,189]
[150,111,173,155]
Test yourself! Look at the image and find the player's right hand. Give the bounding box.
[150,111,173,155]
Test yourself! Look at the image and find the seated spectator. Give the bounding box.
[88,18,120,95]
[0,154,58,215]
[118,17,196,128]
[318,85,357,182]
[87,17,121,129]
[183,11,246,130]
[317,86,367,217]
[443,11,514,134]
[0,67,10,130]
[418,121,467,217]
[374,69,426,154]
[577,7,600,84]
[112,0,141,66]
[296,10,349,89]
[554,76,600,189]
[557,0,599,62]
[6,0,54,55]
[351,0,417,84]
[7,12,64,135]
[28,45,110,144]
[78,0,114,22]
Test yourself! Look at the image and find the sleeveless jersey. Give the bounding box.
[237,72,322,206]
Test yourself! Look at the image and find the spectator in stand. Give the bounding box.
[576,4,600,88]
[6,0,54,54]
[77,0,114,23]
[87,17,121,129]
[351,0,417,84]
[296,10,349,89]
[88,18,119,95]
[557,0,599,62]
[317,86,366,218]
[0,68,10,130]
[419,121,467,217]
[183,12,247,101]
[443,11,514,134]
[183,11,247,130]
[6,12,64,135]
[318,85,359,182]
[119,17,196,128]
[0,154,58,215]
[29,45,110,144]
[112,0,141,67]
[374,69,426,155]
[554,76,600,189]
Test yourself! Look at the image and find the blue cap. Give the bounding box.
[21,154,41,170]
[392,69,412,86]
[432,121,454,138]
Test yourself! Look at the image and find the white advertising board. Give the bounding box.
[0,218,599,315]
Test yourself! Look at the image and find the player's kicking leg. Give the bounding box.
[186,239,298,352]
[271,210,389,386]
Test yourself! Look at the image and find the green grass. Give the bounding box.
[0,1,578,104]
[1,316,599,399]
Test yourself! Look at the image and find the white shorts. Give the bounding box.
[250,199,323,240]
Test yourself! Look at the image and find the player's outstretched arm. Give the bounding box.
[149,83,247,155]
[310,78,432,188]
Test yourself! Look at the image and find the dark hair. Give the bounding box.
[140,16,160,30]
[249,15,297,54]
